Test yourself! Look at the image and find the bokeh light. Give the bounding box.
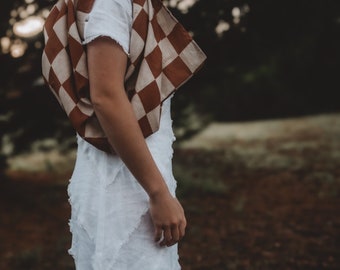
[13,16,44,38]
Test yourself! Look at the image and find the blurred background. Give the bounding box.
[1,0,340,269]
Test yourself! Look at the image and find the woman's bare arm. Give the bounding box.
[86,37,186,246]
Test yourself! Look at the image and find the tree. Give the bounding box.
[1,0,340,172]
[171,0,340,122]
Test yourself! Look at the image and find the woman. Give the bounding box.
[42,0,206,268]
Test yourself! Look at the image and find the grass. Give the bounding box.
[2,113,340,269]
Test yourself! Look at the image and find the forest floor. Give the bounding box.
[1,112,340,270]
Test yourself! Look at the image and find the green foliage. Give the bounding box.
[172,0,340,122]
[0,0,75,160]
[1,0,340,166]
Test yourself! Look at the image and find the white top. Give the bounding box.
[84,0,133,55]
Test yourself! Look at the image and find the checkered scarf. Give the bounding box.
[41,0,206,153]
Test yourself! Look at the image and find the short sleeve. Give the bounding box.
[83,0,133,55]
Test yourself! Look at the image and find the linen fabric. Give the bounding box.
[83,0,132,54]
[66,0,182,269]
[68,97,180,270]
[41,0,206,153]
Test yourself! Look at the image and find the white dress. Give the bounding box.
[67,0,181,269]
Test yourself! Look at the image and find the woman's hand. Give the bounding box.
[149,189,187,247]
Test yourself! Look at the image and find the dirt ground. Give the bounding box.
[1,113,340,270]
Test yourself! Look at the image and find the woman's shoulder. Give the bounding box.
[88,0,133,23]
[84,0,133,53]
[90,0,133,13]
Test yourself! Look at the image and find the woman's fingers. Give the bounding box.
[157,221,186,247]
[168,225,180,246]
[160,226,172,246]
[154,226,163,243]
[179,219,186,240]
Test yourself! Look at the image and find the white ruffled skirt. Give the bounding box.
[67,97,181,270]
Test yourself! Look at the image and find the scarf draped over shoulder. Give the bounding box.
[42,0,206,153]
